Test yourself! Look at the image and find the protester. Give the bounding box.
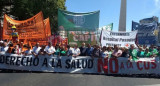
[149,45,158,57]
[66,45,73,56]
[11,45,21,55]
[79,42,87,56]
[91,45,101,58]
[121,47,129,57]
[137,47,144,58]
[107,46,113,58]
[7,44,13,53]
[60,46,67,56]
[0,41,3,52]
[24,46,32,55]
[100,46,108,58]
[54,44,60,56]
[86,44,94,56]
[72,44,80,58]
[1,42,9,53]
[112,45,122,58]
[44,42,55,56]
[38,45,46,55]
[144,48,152,58]
[129,44,138,61]
[32,43,41,57]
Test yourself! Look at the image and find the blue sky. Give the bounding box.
[66,0,160,32]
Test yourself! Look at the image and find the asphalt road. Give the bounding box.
[0,73,160,86]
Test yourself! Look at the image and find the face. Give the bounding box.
[87,44,91,48]
[48,42,51,46]
[131,45,134,49]
[82,43,85,46]
[74,44,78,48]
[36,43,39,47]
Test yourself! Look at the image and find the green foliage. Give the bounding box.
[9,0,66,33]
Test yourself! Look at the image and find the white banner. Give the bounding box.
[0,53,160,74]
[101,30,137,47]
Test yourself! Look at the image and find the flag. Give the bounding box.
[132,21,141,31]
[101,23,113,31]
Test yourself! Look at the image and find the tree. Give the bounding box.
[10,0,66,34]
[0,0,13,20]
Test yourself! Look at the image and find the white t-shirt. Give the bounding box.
[101,51,109,58]
[44,46,55,53]
[1,46,9,53]
[25,50,32,55]
[72,48,80,56]
[32,46,41,55]
[14,48,21,54]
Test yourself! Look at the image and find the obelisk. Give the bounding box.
[118,0,127,32]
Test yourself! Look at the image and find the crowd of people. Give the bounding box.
[0,40,160,61]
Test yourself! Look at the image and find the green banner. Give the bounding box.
[67,31,97,46]
[58,9,100,46]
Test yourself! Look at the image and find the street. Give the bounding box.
[0,73,160,86]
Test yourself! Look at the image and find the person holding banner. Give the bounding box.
[1,42,9,53]
[86,44,94,56]
[137,47,145,58]
[144,48,152,57]
[112,45,122,58]
[0,41,3,52]
[100,46,109,58]
[32,43,41,57]
[149,45,158,57]
[129,44,138,61]
[10,26,19,43]
[72,44,80,58]
[24,46,32,55]
[66,45,73,57]
[79,43,87,56]
[91,45,101,58]
[44,42,55,56]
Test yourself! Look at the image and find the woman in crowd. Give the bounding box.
[59,46,67,56]
[107,46,113,58]
[24,46,32,56]
[11,44,21,55]
[137,47,144,58]
[120,47,129,57]
[54,44,60,56]
[144,48,152,58]
[100,46,108,58]
[112,45,122,58]
[66,45,73,57]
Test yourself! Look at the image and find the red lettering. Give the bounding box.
[144,62,150,70]
[97,58,108,73]
[151,62,157,69]
[137,61,143,70]
[120,62,125,69]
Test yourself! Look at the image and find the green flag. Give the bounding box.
[101,23,113,31]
